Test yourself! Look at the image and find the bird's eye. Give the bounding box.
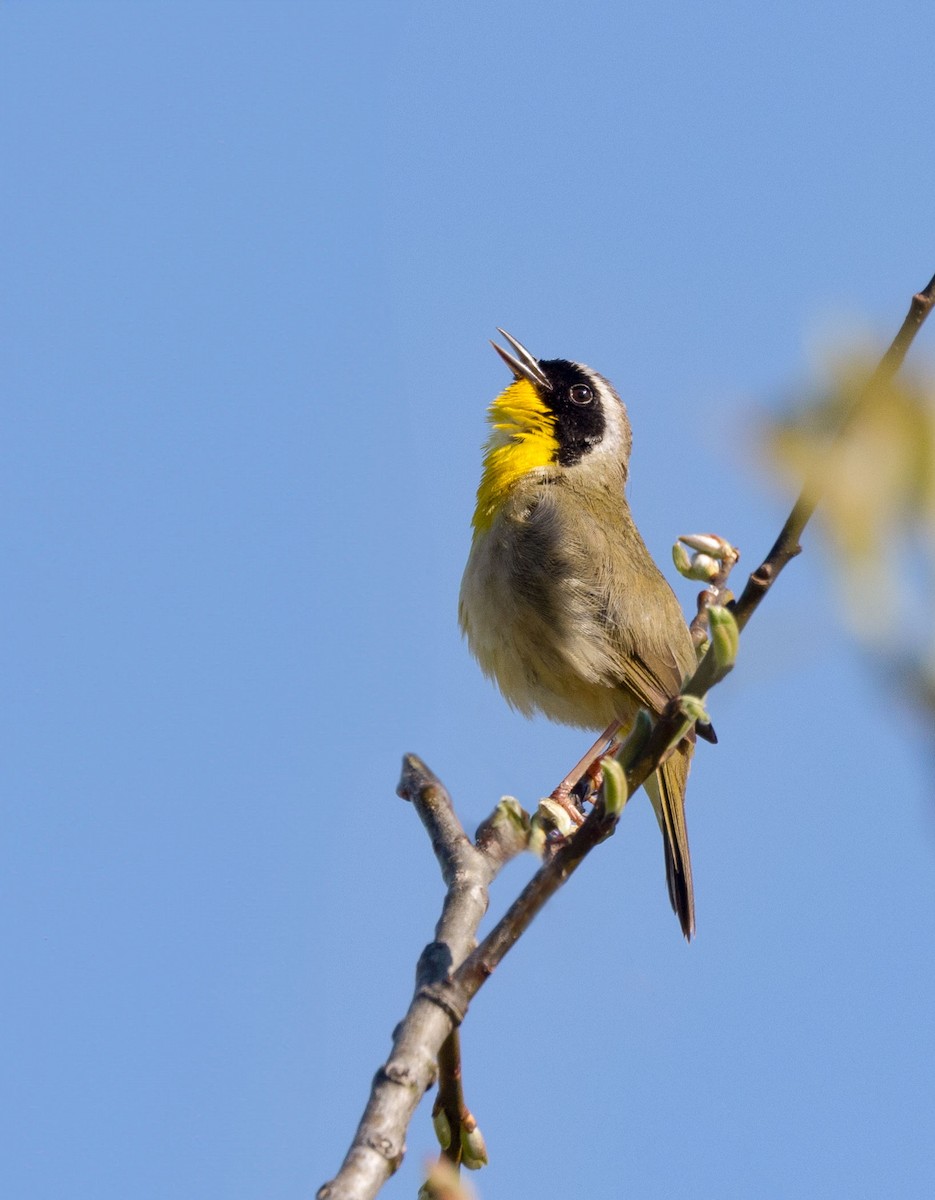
[570,384,593,405]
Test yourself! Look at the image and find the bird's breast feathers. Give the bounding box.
[460,477,675,729]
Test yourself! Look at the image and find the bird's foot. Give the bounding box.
[546,782,587,827]
[551,719,624,805]
[576,739,622,800]
[541,736,623,851]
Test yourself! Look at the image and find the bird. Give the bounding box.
[459,329,700,939]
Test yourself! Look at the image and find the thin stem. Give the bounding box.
[434,1031,465,1165]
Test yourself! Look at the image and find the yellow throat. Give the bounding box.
[472,377,558,533]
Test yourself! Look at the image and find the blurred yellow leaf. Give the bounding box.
[765,349,935,708]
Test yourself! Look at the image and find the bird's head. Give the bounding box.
[472,329,632,532]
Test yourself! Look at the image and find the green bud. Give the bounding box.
[460,1122,489,1170]
[527,817,548,859]
[601,758,630,817]
[665,695,711,752]
[707,604,739,670]
[672,542,694,577]
[614,709,653,772]
[475,796,532,858]
[534,797,580,838]
[689,552,720,581]
[679,532,728,556]
[432,1106,452,1150]
[492,796,529,831]
[678,694,711,725]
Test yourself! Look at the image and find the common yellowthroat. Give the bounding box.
[459,330,699,939]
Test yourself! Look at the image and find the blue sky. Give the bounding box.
[3,4,934,1198]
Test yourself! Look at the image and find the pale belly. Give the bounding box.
[459,514,640,732]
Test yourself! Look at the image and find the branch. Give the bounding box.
[318,758,526,1200]
[318,272,935,1200]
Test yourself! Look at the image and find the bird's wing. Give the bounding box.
[524,482,695,716]
[591,551,693,716]
[610,640,685,716]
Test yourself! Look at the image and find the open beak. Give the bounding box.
[490,328,552,390]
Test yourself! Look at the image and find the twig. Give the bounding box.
[677,534,741,651]
[434,1030,466,1166]
[318,273,935,1200]
[432,1028,486,1171]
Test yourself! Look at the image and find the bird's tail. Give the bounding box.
[644,745,695,940]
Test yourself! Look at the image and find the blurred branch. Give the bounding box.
[731,273,935,633]
[763,275,935,722]
[900,659,935,726]
[318,273,935,1200]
